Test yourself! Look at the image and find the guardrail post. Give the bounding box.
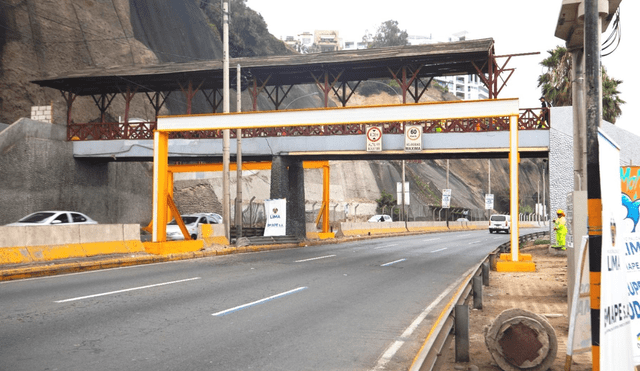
[455,304,470,362]
[473,276,483,309]
[482,261,490,286]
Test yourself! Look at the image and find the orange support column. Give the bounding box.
[152,131,169,242]
[495,113,535,272]
[318,163,334,239]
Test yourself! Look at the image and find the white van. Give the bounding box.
[489,214,511,234]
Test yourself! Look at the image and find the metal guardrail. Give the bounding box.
[410,231,550,371]
[497,230,551,253]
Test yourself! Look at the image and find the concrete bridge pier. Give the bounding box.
[270,155,306,239]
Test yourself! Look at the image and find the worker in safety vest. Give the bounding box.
[552,209,567,250]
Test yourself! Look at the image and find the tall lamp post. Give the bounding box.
[222,0,231,241]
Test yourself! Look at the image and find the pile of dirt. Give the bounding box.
[439,243,592,371]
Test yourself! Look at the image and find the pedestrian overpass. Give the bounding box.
[150,98,527,261]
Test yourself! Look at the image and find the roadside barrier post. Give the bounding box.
[472,276,483,310]
[454,304,470,362]
[482,261,490,286]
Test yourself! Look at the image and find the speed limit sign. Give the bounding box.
[366,126,383,151]
[404,125,422,151]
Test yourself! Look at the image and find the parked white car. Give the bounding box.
[166,213,222,240]
[6,211,98,226]
[368,214,393,223]
[489,214,511,234]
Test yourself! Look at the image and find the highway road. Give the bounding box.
[0,228,545,371]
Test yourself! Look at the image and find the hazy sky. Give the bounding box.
[244,0,639,136]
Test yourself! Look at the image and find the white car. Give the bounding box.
[166,213,222,240]
[6,211,98,226]
[489,214,511,234]
[368,214,393,222]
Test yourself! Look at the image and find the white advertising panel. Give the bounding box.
[598,131,633,369]
[620,166,640,365]
[264,198,286,237]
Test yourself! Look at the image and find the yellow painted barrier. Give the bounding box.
[0,224,145,265]
[143,240,204,255]
[336,222,408,237]
[200,224,230,247]
[496,260,536,272]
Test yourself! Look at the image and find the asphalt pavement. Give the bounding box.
[0,229,515,371]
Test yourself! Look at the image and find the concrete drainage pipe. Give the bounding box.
[484,308,558,371]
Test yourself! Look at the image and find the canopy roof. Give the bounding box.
[33,38,495,96]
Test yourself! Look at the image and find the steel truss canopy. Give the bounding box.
[33,38,496,96]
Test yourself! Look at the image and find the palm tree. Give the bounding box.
[537,46,625,123]
[537,47,572,106]
[602,66,625,123]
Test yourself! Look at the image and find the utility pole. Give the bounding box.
[222,0,231,241]
[488,159,491,220]
[585,0,603,368]
[446,159,450,227]
[542,162,546,223]
[236,64,243,241]
[402,160,406,222]
[537,180,540,224]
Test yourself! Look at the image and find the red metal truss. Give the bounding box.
[66,108,548,141]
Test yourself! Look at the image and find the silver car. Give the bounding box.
[6,211,98,226]
[368,214,393,222]
[166,213,222,240]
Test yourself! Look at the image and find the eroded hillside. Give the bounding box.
[0,0,544,224]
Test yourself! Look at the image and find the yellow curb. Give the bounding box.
[143,240,204,255]
[318,232,335,239]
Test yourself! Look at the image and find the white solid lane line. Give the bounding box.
[372,264,478,371]
[295,254,336,263]
[430,248,447,253]
[55,277,201,303]
[212,286,308,317]
[381,259,406,267]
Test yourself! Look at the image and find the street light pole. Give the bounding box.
[446,159,449,227]
[487,159,491,220]
[236,64,243,241]
[222,0,231,241]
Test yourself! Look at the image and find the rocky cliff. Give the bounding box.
[0,0,545,225]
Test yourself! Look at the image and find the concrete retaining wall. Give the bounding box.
[0,224,144,265]
[0,118,153,226]
[336,222,409,237]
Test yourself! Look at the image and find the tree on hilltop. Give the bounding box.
[363,20,409,48]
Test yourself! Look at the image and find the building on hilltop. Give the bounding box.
[407,31,488,100]
[282,28,487,99]
[281,30,340,54]
[342,40,367,50]
[314,30,341,52]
